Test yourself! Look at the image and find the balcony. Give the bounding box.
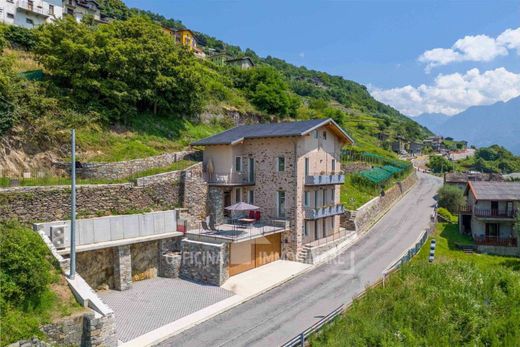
[205,172,255,186]
[458,204,473,214]
[305,204,345,220]
[474,208,516,219]
[17,1,50,17]
[305,173,345,186]
[474,236,518,247]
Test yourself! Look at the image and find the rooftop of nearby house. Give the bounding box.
[445,172,504,184]
[226,57,255,66]
[191,118,354,146]
[466,181,520,201]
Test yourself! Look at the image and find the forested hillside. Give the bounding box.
[0,0,430,172]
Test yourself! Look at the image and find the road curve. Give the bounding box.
[158,172,441,347]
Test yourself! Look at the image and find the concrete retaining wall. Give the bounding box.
[54,150,201,180]
[348,172,417,234]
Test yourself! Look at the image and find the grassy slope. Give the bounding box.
[311,223,520,346]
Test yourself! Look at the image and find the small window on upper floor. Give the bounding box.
[49,4,54,15]
[6,0,14,3]
[235,156,242,172]
[7,13,14,19]
[277,156,285,172]
[323,131,327,140]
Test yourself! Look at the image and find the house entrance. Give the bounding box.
[461,215,471,234]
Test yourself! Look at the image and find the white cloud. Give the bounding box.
[419,27,520,71]
[370,67,520,116]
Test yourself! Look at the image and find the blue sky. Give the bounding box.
[126,0,520,116]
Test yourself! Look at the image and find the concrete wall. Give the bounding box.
[350,172,417,234]
[54,150,200,180]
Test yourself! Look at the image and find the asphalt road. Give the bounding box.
[158,172,441,347]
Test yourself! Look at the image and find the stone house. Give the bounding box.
[225,57,255,69]
[445,172,504,190]
[409,142,423,155]
[459,181,519,251]
[1,0,63,28]
[190,118,354,275]
[391,135,408,154]
[62,0,103,23]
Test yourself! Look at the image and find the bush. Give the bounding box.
[3,25,37,50]
[427,155,454,173]
[437,207,456,223]
[437,185,464,214]
[0,221,55,310]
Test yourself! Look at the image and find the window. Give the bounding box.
[248,190,254,204]
[6,0,14,3]
[485,223,499,239]
[304,191,310,207]
[332,159,336,172]
[235,188,242,203]
[304,222,308,237]
[67,8,74,15]
[26,18,34,25]
[304,158,309,176]
[277,191,286,218]
[323,131,327,140]
[314,190,319,208]
[314,130,319,139]
[323,189,326,205]
[7,13,14,19]
[235,156,242,172]
[277,156,285,172]
[322,218,326,238]
[49,4,54,15]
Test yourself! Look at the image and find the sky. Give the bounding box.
[126,0,520,117]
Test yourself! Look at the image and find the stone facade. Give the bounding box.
[77,248,115,290]
[342,162,372,174]
[179,239,229,286]
[131,240,159,282]
[40,310,117,347]
[158,252,182,278]
[113,245,132,291]
[476,244,520,257]
[349,172,417,234]
[54,150,201,180]
[183,163,208,219]
[0,162,206,224]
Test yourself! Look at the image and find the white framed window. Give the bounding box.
[304,191,310,207]
[235,156,242,172]
[49,4,54,15]
[7,13,14,18]
[277,156,285,172]
[248,190,254,204]
[277,191,286,218]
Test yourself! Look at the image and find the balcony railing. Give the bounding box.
[204,172,255,186]
[474,208,516,219]
[474,236,518,247]
[305,173,345,186]
[17,1,50,16]
[305,204,345,220]
[458,205,473,214]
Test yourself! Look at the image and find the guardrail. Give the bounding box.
[282,212,436,347]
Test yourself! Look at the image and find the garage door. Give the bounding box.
[229,239,255,276]
[228,234,281,276]
[255,233,281,267]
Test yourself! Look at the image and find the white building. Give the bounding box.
[0,0,63,28]
[62,0,102,23]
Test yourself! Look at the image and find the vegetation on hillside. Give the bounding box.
[311,223,520,346]
[437,185,465,214]
[0,221,82,345]
[455,145,520,174]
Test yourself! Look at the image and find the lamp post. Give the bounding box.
[70,129,77,279]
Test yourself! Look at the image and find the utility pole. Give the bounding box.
[70,129,77,279]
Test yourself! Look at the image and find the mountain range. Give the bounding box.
[413,96,520,154]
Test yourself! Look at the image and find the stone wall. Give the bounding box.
[40,310,117,347]
[54,150,201,180]
[0,163,206,224]
[77,248,115,290]
[131,240,159,282]
[349,172,417,234]
[342,161,372,174]
[179,239,229,286]
[477,245,520,257]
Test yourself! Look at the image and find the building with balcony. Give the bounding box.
[191,118,354,271]
[62,0,102,23]
[459,181,520,250]
[1,0,63,28]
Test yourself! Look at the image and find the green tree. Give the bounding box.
[427,155,454,173]
[437,185,465,214]
[35,16,205,120]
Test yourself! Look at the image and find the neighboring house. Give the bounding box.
[208,52,232,66]
[459,181,519,250]
[191,118,354,275]
[445,172,504,190]
[1,0,63,28]
[409,142,423,155]
[424,135,444,152]
[62,0,102,23]
[391,135,408,154]
[225,57,255,70]
[173,29,197,50]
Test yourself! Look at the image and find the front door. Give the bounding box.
[248,158,255,182]
[485,223,499,240]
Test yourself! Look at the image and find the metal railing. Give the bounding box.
[304,204,345,219]
[204,172,255,185]
[305,228,355,248]
[474,236,518,247]
[190,218,289,242]
[305,173,345,186]
[473,208,516,218]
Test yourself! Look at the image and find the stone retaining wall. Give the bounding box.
[342,161,372,174]
[179,239,229,286]
[477,244,520,257]
[0,163,206,224]
[348,172,417,234]
[54,150,201,180]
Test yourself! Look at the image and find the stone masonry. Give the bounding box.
[179,238,229,286]
[113,245,132,291]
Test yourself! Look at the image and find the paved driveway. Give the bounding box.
[158,172,441,347]
[98,277,234,342]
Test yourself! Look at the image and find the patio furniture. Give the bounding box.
[201,221,211,233]
[248,210,255,219]
[255,210,261,221]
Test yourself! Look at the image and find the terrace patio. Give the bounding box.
[186,220,289,243]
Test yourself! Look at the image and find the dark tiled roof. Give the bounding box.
[191,118,353,146]
[467,181,520,201]
[445,172,504,184]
